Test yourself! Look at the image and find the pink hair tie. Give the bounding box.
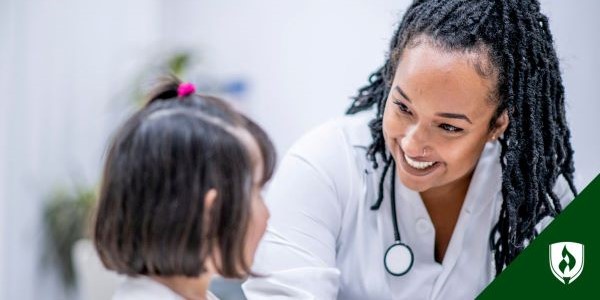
[177,82,196,98]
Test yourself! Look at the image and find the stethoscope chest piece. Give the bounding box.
[384,241,414,276]
[375,159,414,276]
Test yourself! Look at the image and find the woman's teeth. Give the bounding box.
[404,154,435,169]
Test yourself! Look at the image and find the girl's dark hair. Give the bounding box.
[94,75,276,278]
[347,0,577,274]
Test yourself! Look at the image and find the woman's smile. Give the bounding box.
[382,39,502,193]
[396,143,443,177]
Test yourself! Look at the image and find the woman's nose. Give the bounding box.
[401,125,429,157]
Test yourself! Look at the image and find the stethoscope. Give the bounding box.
[371,157,414,276]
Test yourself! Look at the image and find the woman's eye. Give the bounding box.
[393,100,412,115]
[439,123,463,133]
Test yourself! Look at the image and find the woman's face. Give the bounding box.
[382,41,506,194]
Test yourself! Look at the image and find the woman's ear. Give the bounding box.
[489,110,509,142]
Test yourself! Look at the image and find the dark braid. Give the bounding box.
[347,0,577,275]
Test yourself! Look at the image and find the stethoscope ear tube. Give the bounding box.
[381,159,414,276]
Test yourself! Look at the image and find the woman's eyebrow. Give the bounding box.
[394,86,412,102]
[395,85,472,124]
[436,112,472,124]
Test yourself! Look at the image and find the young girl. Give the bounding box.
[93,77,276,300]
[243,0,577,299]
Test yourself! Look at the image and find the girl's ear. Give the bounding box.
[204,189,218,210]
[489,110,509,142]
[202,188,219,274]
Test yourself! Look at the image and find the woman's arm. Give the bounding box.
[243,122,351,300]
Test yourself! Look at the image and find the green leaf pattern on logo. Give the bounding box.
[559,245,576,274]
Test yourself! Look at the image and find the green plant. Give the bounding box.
[42,186,96,288]
[131,50,197,106]
[41,50,198,289]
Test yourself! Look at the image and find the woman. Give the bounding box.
[243,0,577,299]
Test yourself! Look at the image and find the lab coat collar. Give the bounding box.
[394,141,501,299]
[388,139,502,300]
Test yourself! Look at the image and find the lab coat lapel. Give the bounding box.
[430,142,502,299]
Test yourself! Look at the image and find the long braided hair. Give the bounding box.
[347,0,577,275]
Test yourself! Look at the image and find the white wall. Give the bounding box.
[159,0,409,154]
[0,0,161,298]
[161,0,600,189]
[0,0,11,293]
[542,0,600,189]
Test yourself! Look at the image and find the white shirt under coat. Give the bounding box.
[243,111,573,300]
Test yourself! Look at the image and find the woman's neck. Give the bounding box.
[419,170,474,263]
[152,273,212,300]
[419,169,474,207]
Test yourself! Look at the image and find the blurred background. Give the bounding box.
[1,0,598,299]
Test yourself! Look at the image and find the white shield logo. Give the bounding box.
[549,242,584,284]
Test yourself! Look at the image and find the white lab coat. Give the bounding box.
[112,276,219,300]
[243,111,573,300]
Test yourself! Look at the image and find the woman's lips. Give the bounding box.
[404,154,436,169]
[397,145,441,177]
